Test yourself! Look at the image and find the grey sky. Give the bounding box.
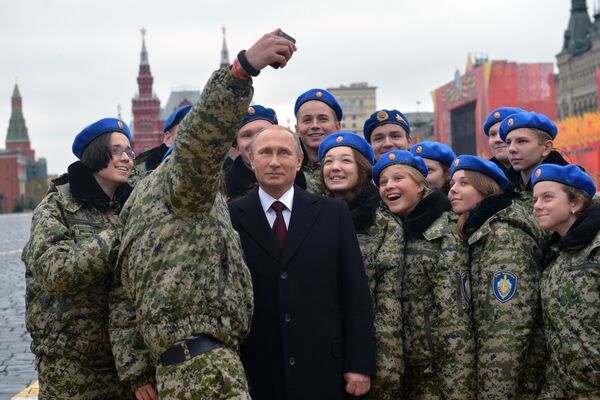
[0,0,575,174]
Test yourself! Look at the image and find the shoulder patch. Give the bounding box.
[493,271,518,303]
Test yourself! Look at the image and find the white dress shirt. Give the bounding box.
[258,186,294,229]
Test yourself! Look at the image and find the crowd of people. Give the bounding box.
[21,29,599,400]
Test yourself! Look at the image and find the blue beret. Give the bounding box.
[72,117,132,159]
[499,111,557,142]
[363,109,411,143]
[294,88,343,121]
[242,105,278,127]
[318,132,375,165]
[410,141,456,168]
[531,164,596,198]
[372,150,428,185]
[483,107,525,136]
[163,105,192,133]
[450,155,509,189]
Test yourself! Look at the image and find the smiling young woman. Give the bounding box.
[373,150,475,399]
[531,164,600,398]
[21,118,152,399]
[448,155,546,399]
[318,132,404,399]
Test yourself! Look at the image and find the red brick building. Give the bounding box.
[432,56,556,158]
[0,151,27,213]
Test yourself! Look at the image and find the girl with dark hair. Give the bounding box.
[22,118,155,399]
[373,150,474,400]
[448,155,546,399]
[318,132,403,399]
[532,164,600,398]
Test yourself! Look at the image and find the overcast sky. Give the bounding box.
[0,0,577,174]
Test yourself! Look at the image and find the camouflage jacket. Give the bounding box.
[127,143,169,188]
[301,160,324,195]
[109,67,254,385]
[541,204,600,398]
[465,194,546,399]
[22,161,129,367]
[401,190,475,400]
[348,188,404,400]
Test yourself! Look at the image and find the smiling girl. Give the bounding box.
[448,155,546,399]
[318,132,403,399]
[373,150,475,399]
[531,164,600,398]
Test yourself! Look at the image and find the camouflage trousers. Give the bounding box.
[400,363,442,400]
[36,355,133,400]
[155,346,251,400]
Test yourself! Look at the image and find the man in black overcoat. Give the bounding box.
[228,125,376,400]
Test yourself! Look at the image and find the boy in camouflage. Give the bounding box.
[108,30,296,399]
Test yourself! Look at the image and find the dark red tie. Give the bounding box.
[271,201,287,249]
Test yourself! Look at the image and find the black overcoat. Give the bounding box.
[229,186,376,400]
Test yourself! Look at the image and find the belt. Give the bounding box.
[160,333,223,366]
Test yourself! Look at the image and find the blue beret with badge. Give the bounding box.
[450,155,510,189]
[163,105,193,133]
[318,132,375,165]
[483,107,525,136]
[531,164,596,198]
[294,88,343,121]
[72,117,132,159]
[410,141,456,168]
[363,109,411,143]
[372,150,428,185]
[242,105,278,127]
[499,111,557,142]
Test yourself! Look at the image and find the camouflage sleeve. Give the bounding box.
[167,67,253,217]
[552,247,600,395]
[367,213,404,400]
[433,223,476,400]
[26,192,118,295]
[475,221,541,398]
[108,248,155,390]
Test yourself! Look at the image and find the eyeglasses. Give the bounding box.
[110,145,136,160]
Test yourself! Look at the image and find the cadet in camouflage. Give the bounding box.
[532,166,600,398]
[374,151,476,400]
[319,133,404,399]
[22,120,138,399]
[109,31,296,399]
[449,158,546,399]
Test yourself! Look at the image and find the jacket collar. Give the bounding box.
[403,188,449,238]
[463,193,512,236]
[144,143,169,171]
[346,184,380,233]
[67,161,132,207]
[559,203,600,250]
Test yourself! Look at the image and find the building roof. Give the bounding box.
[159,89,201,120]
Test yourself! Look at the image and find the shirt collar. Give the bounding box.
[258,185,295,213]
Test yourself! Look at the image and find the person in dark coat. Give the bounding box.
[228,125,376,400]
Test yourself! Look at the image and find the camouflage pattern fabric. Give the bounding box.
[21,176,132,396]
[109,67,254,395]
[302,161,324,195]
[155,347,250,400]
[402,211,476,400]
[467,201,546,399]
[358,207,404,400]
[36,354,133,399]
[541,233,600,398]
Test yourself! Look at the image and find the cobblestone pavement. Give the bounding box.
[0,213,36,400]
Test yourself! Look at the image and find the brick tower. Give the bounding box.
[131,28,162,154]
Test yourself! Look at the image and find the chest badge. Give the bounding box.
[493,271,517,303]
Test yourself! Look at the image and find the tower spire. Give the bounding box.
[563,0,592,54]
[6,80,29,144]
[140,27,149,65]
[220,26,230,68]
